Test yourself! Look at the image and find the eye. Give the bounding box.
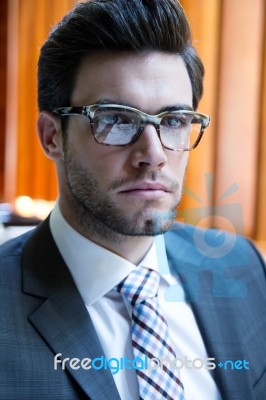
[162,115,189,129]
[165,117,181,128]
[100,113,120,125]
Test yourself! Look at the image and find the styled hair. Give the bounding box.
[38,0,204,112]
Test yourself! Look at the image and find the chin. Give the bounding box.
[127,208,177,236]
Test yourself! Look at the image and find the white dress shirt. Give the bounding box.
[50,201,221,400]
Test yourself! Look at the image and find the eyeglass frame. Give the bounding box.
[52,103,210,151]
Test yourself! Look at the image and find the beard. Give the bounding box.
[63,153,182,240]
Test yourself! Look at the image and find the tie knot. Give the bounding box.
[116,267,160,305]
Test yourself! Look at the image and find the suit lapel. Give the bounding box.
[22,218,120,400]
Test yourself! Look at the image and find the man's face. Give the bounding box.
[60,51,192,238]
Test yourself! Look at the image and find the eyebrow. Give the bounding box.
[94,98,194,113]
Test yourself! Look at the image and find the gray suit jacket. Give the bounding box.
[0,217,266,399]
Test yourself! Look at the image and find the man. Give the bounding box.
[0,0,265,399]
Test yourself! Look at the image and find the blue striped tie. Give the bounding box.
[117,267,185,400]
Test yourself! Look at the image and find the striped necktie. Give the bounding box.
[117,267,185,400]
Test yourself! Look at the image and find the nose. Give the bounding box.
[129,124,167,170]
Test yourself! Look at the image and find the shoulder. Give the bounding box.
[164,222,265,276]
[164,223,266,304]
[0,230,35,279]
[0,229,34,257]
[0,216,52,259]
[164,222,249,255]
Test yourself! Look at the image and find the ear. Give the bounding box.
[37,111,64,161]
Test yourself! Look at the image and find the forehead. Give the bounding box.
[71,51,193,113]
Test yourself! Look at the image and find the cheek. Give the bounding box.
[66,118,105,165]
[167,151,189,178]
[65,119,91,157]
[69,140,127,182]
[93,153,128,184]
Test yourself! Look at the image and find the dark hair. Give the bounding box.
[38,0,204,112]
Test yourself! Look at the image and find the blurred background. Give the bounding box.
[0,0,265,255]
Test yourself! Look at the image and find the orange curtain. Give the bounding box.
[0,0,7,199]
[178,0,221,230]
[4,0,77,202]
[180,0,266,244]
[256,19,266,243]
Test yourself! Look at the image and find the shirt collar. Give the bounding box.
[49,201,170,306]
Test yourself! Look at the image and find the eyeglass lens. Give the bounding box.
[92,107,202,150]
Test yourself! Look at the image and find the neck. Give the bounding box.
[59,198,154,265]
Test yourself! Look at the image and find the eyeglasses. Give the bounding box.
[53,104,210,151]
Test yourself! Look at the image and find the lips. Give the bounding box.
[117,182,172,201]
[119,182,170,193]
